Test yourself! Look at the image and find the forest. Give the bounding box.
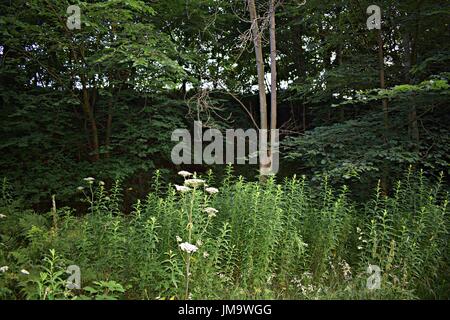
[0,0,449,300]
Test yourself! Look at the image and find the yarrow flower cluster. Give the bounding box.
[203,207,218,218]
[205,187,219,195]
[175,185,191,193]
[0,214,6,219]
[0,266,8,272]
[174,169,221,300]
[83,177,95,183]
[178,170,193,178]
[175,170,219,196]
[179,242,198,254]
[184,178,205,188]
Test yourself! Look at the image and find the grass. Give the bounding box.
[0,167,448,300]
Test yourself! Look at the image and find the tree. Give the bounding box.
[247,0,279,177]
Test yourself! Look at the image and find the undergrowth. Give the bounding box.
[0,167,448,300]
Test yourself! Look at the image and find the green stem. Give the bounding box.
[185,186,196,299]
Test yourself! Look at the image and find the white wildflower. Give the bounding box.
[178,171,193,178]
[76,186,84,191]
[203,207,219,214]
[179,242,198,254]
[175,185,191,193]
[357,246,363,250]
[203,207,218,217]
[0,214,6,219]
[356,227,361,233]
[83,177,95,184]
[0,266,8,272]
[196,239,203,247]
[203,251,209,258]
[205,187,219,195]
[99,181,105,186]
[184,178,205,188]
[176,236,182,242]
[20,269,30,275]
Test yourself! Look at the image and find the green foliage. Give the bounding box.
[284,76,450,183]
[0,0,189,203]
[0,170,448,300]
[81,281,126,300]
[0,0,449,301]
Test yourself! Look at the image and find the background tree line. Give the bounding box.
[0,0,449,207]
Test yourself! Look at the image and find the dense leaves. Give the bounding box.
[0,0,448,300]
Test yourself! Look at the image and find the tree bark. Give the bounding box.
[81,74,100,161]
[269,0,277,132]
[248,0,269,177]
[268,0,278,175]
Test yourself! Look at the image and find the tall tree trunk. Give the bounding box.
[248,0,269,177]
[81,74,100,161]
[269,0,278,175]
[269,0,277,133]
[105,79,121,159]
